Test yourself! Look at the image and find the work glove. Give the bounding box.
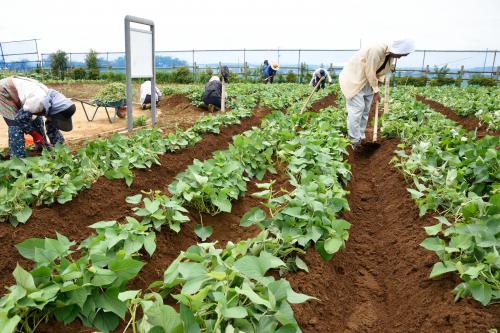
[30,130,46,146]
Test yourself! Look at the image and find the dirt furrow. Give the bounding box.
[0,106,272,290]
[289,139,500,333]
[416,95,499,138]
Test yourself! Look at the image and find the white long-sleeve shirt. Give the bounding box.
[309,68,333,86]
[140,81,162,104]
[11,77,49,114]
[339,43,393,99]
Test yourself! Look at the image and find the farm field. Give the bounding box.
[0,83,498,333]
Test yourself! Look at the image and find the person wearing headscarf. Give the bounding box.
[0,76,75,158]
[310,68,333,91]
[263,61,279,84]
[202,76,223,112]
[339,39,415,147]
[139,80,162,110]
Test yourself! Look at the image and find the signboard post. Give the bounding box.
[124,15,155,132]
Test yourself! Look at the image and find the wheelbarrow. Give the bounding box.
[73,98,127,123]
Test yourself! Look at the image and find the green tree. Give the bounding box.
[85,49,100,80]
[50,50,68,79]
[286,70,297,83]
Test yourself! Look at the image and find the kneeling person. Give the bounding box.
[140,80,162,109]
[202,76,223,112]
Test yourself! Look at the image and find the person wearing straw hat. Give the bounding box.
[263,61,279,84]
[339,39,415,148]
[0,76,75,158]
[310,68,333,91]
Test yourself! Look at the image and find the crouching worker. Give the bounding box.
[310,68,332,91]
[140,80,162,109]
[202,76,223,112]
[0,76,75,159]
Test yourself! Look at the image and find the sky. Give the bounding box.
[1,0,499,67]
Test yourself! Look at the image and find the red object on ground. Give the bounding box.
[117,106,127,118]
[24,134,34,146]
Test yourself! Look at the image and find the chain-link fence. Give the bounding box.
[0,39,40,70]
[2,45,498,81]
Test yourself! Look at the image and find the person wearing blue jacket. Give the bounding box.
[263,60,279,84]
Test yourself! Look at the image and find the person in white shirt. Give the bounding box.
[0,76,75,158]
[139,81,161,110]
[310,68,333,91]
[339,39,415,147]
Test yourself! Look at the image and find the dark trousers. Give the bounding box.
[3,117,64,158]
[203,95,221,109]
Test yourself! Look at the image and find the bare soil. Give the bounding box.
[288,138,500,332]
[0,106,272,290]
[4,92,499,332]
[416,95,499,138]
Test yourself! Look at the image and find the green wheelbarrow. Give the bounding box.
[73,98,127,123]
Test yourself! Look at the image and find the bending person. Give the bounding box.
[140,80,162,109]
[339,39,415,148]
[310,68,333,90]
[0,76,75,158]
[263,61,279,84]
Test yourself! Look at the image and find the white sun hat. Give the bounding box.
[389,39,415,55]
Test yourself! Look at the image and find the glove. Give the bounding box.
[30,130,46,146]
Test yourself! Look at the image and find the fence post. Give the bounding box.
[192,49,195,81]
[297,49,301,83]
[421,50,426,70]
[458,65,464,82]
[491,51,497,78]
[243,48,246,77]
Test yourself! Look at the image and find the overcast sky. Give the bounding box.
[1,0,499,52]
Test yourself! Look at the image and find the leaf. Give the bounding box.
[235,282,271,308]
[180,304,201,333]
[240,207,267,227]
[13,264,36,292]
[222,306,248,319]
[15,238,45,261]
[0,312,21,333]
[212,193,231,213]
[92,311,120,333]
[469,281,492,306]
[282,206,305,219]
[420,237,445,252]
[96,288,128,319]
[194,225,213,241]
[286,288,317,304]
[14,207,32,224]
[429,262,457,278]
[118,290,140,302]
[125,194,143,204]
[407,188,424,199]
[89,220,117,229]
[294,256,309,272]
[144,232,157,256]
[108,257,145,281]
[233,251,285,280]
[144,303,183,333]
[424,223,442,236]
[324,238,343,254]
